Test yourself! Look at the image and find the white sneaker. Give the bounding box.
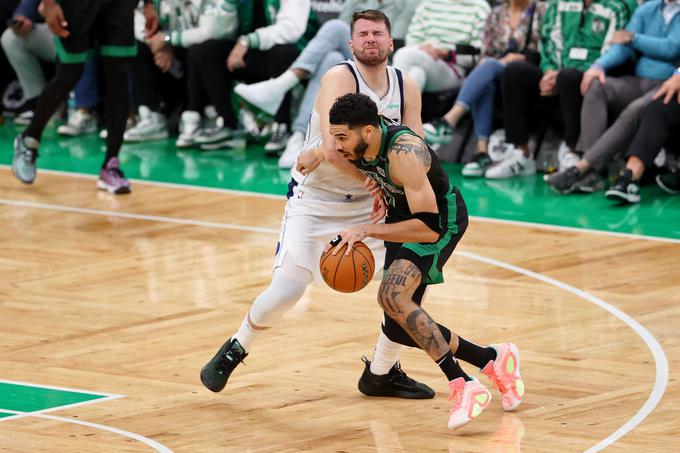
[175,110,201,148]
[485,150,536,179]
[234,79,285,116]
[194,116,233,144]
[124,106,168,142]
[264,122,289,156]
[239,107,261,137]
[278,130,305,169]
[58,109,97,136]
[99,117,135,139]
[557,142,580,171]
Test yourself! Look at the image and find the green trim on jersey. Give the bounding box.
[100,44,138,58]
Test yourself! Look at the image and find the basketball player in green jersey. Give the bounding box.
[327,93,525,430]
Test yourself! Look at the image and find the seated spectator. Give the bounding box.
[1,0,101,133]
[233,0,420,168]
[392,0,490,95]
[177,0,319,153]
[0,0,19,101]
[423,0,546,178]
[124,2,192,142]
[491,0,637,179]
[546,0,680,193]
[604,70,680,203]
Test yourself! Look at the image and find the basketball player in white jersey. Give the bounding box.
[200,10,431,399]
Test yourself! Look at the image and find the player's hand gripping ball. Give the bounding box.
[320,235,375,293]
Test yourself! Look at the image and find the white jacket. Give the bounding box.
[245,0,311,51]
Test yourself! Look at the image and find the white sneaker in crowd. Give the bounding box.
[124,106,168,142]
[175,110,201,148]
[58,109,97,136]
[485,149,536,179]
[278,130,305,169]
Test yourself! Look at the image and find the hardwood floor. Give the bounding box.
[1,169,678,452]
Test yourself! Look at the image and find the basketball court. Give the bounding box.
[1,125,679,451]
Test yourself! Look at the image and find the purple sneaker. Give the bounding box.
[97,157,131,194]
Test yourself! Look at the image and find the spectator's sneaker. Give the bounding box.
[97,157,131,194]
[175,110,201,148]
[200,338,248,393]
[57,109,97,136]
[605,169,640,203]
[277,130,305,169]
[424,118,454,145]
[481,343,524,411]
[194,117,233,145]
[559,151,581,171]
[485,150,536,179]
[234,79,285,117]
[462,152,493,177]
[11,135,39,184]
[573,169,604,193]
[13,110,34,126]
[124,106,168,142]
[656,171,680,194]
[447,377,492,430]
[546,166,581,194]
[264,122,289,157]
[358,356,435,399]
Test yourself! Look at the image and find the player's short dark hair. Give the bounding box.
[329,93,380,129]
[351,9,391,36]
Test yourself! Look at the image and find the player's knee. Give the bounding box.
[248,274,308,327]
[377,282,408,319]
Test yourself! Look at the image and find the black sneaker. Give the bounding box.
[264,122,289,157]
[546,166,581,194]
[573,169,604,193]
[357,356,435,399]
[605,169,640,203]
[200,338,248,392]
[656,171,680,194]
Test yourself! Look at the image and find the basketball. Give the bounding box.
[320,236,375,293]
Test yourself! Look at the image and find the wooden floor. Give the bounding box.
[1,168,679,452]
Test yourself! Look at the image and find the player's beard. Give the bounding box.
[354,45,389,66]
[351,138,369,161]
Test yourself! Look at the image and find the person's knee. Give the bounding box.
[248,273,308,327]
[0,28,17,53]
[319,19,349,36]
[377,281,411,320]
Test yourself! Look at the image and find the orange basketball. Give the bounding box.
[320,237,375,293]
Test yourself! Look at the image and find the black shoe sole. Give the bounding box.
[358,380,435,399]
[605,189,639,204]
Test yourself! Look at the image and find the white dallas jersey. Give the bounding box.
[288,60,405,216]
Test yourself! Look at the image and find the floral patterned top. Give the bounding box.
[482,1,547,58]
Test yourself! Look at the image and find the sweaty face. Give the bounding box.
[330,124,368,162]
[350,19,393,66]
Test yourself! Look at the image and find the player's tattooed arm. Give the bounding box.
[390,134,431,168]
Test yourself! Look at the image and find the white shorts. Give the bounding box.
[274,198,386,283]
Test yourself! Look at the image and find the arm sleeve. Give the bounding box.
[246,0,311,51]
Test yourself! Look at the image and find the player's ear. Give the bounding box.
[389,37,394,52]
[362,125,374,142]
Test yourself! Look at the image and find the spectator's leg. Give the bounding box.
[555,68,583,150]
[627,98,680,169]
[1,25,54,101]
[460,59,505,144]
[73,52,99,111]
[267,44,302,125]
[583,88,660,172]
[393,46,462,92]
[131,41,162,111]
[576,75,643,155]
[291,50,344,135]
[291,19,351,76]
[501,61,542,149]
[188,39,238,127]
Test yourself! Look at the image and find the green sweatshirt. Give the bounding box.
[539,0,637,72]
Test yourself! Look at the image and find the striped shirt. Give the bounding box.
[405,0,491,50]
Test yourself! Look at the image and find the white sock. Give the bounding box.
[233,311,264,352]
[370,331,403,375]
[275,70,300,92]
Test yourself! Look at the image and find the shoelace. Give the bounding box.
[485,365,508,393]
[216,350,245,373]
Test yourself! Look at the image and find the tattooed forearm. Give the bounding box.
[405,308,450,359]
[391,135,432,167]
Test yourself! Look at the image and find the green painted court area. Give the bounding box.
[1,122,679,240]
[0,382,107,413]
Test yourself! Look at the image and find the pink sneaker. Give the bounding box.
[97,157,131,194]
[447,377,492,430]
[481,343,524,411]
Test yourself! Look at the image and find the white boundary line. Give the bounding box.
[0,182,670,451]
[0,409,172,453]
[1,165,678,243]
[455,251,669,452]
